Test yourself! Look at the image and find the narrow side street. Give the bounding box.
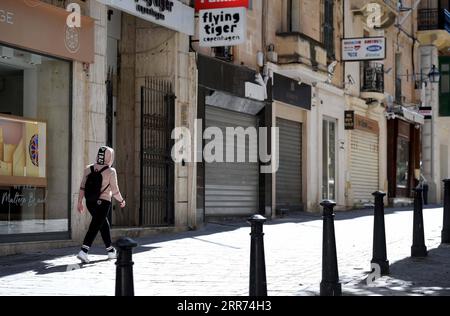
[0,207,448,296]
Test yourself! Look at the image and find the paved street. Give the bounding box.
[0,206,449,296]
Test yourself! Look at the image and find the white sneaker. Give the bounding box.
[107,249,117,260]
[77,250,90,264]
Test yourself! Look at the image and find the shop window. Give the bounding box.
[0,45,70,240]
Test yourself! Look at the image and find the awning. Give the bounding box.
[385,106,425,125]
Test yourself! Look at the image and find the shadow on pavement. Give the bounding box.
[344,245,450,296]
[0,205,443,282]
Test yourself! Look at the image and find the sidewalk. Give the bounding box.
[0,207,449,296]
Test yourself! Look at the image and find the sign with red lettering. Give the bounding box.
[195,0,249,11]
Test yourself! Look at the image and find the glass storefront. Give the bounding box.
[0,44,70,240]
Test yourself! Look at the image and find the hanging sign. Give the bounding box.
[345,111,355,130]
[342,37,386,61]
[199,7,246,47]
[195,0,249,11]
[418,107,433,120]
[98,0,195,35]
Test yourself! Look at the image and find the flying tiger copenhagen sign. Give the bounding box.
[197,0,248,47]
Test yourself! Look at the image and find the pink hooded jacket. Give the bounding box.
[80,146,124,203]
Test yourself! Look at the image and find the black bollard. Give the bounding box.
[422,183,429,206]
[115,237,138,296]
[411,187,428,258]
[320,200,342,296]
[371,191,389,275]
[442,179,450,244]
[248,215,267,297]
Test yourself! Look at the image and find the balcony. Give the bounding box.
[361,63,385,101]
[275,32,328,73]
[418,8,450,31]
[417,8,450,52]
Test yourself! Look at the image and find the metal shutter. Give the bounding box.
[205,106,259,217]
[276,118,302,212]
[350,130,379,205]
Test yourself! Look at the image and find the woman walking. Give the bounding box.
[76,146,126,264]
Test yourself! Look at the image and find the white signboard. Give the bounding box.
[342,37,386,61]
[98,0,195,35]
[199,7,246,47]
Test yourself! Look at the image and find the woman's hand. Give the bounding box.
[120,200,126,209]
[77,201,85,213]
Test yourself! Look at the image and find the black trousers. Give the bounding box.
[83,199,112,249]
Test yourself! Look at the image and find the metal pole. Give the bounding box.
[320,200,342,296]
[248,215,267,297]
[442,179,450,244]
[371,191,389,275]
[411,187,428,258]
[115,237,138,296]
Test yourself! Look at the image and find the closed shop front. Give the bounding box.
[350,115,380,206]
[205,106,259,217]
[276,118,302,213]
[197,55,269,221]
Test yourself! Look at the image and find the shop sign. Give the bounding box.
[195,0,249,11]
[354,114,379,134]
[272,73,311,110]
[99,0,195,35]
[199,7,246,47]
[345,111,355,130]
[418,107,433,120]
[342,37,386,61]
[0,0,94,63]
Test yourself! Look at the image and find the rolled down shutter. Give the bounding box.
[205,106,259,217]
[350,130,379,205]
[276,118,302,212]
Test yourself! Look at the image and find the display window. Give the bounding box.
[0,44,71,240]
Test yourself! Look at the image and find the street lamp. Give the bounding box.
[427,65,441,84]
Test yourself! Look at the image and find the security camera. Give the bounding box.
[297,78,303,86]
[328,61,338,75]
[326,61,338,84]
[347,75,356,85]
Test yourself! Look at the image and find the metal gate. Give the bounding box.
[351,130,379,205]
[140,78,175,227]
[205,106,259,217]
[276,118,302,213]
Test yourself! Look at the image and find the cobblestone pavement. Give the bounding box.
[0,206,449,296]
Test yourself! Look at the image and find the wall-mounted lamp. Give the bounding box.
[399,65,441,88]
[428,65,440,84]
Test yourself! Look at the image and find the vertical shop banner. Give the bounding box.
[199,7,247,47]
[195,0,249,11]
